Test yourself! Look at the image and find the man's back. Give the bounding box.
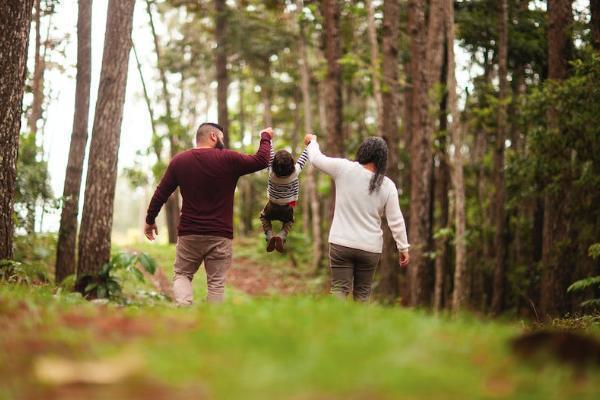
[145,132,271,239]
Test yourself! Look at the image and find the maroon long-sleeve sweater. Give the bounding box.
[145,132,271,239]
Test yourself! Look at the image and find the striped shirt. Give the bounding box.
[267,143,309,205]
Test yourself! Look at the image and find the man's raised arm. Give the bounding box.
[232,127,273,176]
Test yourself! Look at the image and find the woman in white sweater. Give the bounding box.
[305,134,410,302]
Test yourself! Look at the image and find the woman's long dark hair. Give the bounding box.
[355,137,388,194]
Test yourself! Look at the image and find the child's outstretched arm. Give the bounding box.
[295,146,310,173]
[268,134,275,171]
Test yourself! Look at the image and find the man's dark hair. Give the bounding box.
[196,122,224,143]
[355,136,388,194]
[272,150,295,177]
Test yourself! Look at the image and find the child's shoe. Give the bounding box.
[273,236,285,253]
[266,231,277,252]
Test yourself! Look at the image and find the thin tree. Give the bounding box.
[491,0,509,314]
[321,0,344,157]
[445,0,467,312]
[27,0,44,137]
[76,0,136,286]
[55,0,93,283]
[540,0,573,316]
[145,0,180,244]
[433,46,450,312]
[591,0,600,50]
[215,0,230,147]
[297,0,323,272]
[0,0,35,260]
[365,0,384,134]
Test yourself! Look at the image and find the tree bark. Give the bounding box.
[215,0,230,147]
[590,0,599,50]
[445,0,467,312]
[77,0,135,283]
[321,0,344,157]
[55,0,93,283]
[434,43,450,312]
[0,0,34,260]
[407,0,444,307]
[27,0,44,137]
[297,0,323,271]
[491,0,509,314]
[540,0,573,317]
[365,0,384,134]
[375,0,401,301]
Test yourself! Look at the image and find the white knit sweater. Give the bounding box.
[307,140,410,253]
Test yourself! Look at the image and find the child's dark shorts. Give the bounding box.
[260,201,295,223]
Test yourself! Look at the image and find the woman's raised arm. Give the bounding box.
[306,138,352,179]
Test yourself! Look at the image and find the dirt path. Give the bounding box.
[227,256,310,296]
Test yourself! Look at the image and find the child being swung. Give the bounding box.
[260,138,310,252]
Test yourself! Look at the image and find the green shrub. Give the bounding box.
[80,251,157,301]
[567,243,600,310]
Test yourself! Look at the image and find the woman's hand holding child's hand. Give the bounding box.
[304,134,316,146]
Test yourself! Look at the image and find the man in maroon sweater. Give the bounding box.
[145,123,272,305]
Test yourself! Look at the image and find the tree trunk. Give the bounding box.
[0,0,34,260]
[55,0,93,283]
[434,43,450,312]
[76,0,135,283]
[591,0,600,50]
[27,0,44,137]
[297,0,323,271]
[445,0,467,312]
[215,0,230,147]
[146,0,180,244]
[133,42,158,138]
[407,0,443,307]
[365,0,384,134]
[262,79,273,127]
[491,0,509,314]
[374,0,401,302]
[540,0,574,317]
[321,0,344,157]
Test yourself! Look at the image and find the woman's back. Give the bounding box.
[307,140,409,254]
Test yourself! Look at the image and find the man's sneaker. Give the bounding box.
[273,236,285,253]
[266,235,277,252]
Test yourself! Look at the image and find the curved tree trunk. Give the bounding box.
[146,0,180,244]
[491,0,509,314]
[55,0,93,283]
[0,0,35,260]
[77,0,136,284]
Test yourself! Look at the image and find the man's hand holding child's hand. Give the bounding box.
[261,127,274,139]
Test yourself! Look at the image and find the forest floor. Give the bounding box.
[1,239,600,399]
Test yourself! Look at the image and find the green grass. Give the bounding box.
[1,284,599,399]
